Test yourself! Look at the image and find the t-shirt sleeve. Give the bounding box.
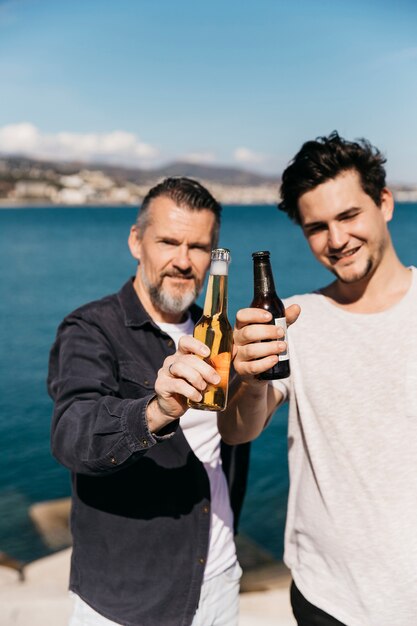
[268,377,290,403]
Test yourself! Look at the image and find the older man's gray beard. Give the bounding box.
[140,265,200,315]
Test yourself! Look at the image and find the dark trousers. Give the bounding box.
[290,581,347,626]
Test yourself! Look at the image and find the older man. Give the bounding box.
[48,177,249,626]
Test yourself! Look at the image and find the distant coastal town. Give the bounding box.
[1,155,417,207]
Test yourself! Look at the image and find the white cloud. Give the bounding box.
[0,122,39,151]
[181,151,217,164]
[0,123,159,165]
[233,147,267,165]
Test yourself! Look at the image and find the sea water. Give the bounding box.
[0,203,416,562]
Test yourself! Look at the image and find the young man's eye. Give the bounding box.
[340,210,360,222]
[305,224,326,235]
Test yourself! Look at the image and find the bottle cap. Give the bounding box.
[212,248,231,262]
[211,248,230,275]
[252,250,270,259]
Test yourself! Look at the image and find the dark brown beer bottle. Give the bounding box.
[251,251,290,380]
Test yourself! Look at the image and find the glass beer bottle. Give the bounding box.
[251,250,290,379]
[188,248,233,411]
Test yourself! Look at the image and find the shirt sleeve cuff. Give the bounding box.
[123,395,179,452]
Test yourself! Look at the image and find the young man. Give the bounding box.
[219,133,417,625]
[48,177,249,626]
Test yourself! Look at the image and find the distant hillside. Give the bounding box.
[0,155,279,186]
[150,161,278,185]
[1,154,416,206]
[0,154,281,206]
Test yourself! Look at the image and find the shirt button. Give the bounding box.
[202,505,209,514]
[110,457,117,465]
[198,557,205,565]
[144,379,149,385]
[167,339,174,347]
[141,439,148,447]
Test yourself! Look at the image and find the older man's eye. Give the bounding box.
[190,245,211,252]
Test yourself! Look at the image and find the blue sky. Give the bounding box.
[0,0,416,183]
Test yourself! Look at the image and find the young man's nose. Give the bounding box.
[328,223,349,249]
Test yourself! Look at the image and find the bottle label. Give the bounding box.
[208,351,232,389]
[274,317,289,361]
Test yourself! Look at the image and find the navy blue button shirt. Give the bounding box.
[48,278,249,626]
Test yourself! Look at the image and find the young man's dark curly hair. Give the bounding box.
[278,131,387,224]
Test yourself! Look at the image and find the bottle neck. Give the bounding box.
[253,258,277,297]
[203,272,228,316]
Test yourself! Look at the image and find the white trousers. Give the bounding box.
[191,560,242,626]
[69,561,242,626]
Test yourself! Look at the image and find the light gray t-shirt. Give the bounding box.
[273,267,417,626]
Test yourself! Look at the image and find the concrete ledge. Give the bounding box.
[0,549,72,626]
[240,588,296,625]
[29,498,72,550]
[236,534,292,592]
[0,563,22,586]
[237,534,295,624]
[0,552,25,582]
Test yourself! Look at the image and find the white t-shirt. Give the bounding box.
[158,317,236,581]
[272,267,417,626]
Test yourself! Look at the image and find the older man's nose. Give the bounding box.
[173,245,192,270]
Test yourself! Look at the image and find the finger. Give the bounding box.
[285,303,301,326]
[235,308,272,329]
[234,322,281,346]
[167,355,221,388]
[178,334,210,357]
[157,376,204,405]
[235,354,279,378]
[237,339,288,362]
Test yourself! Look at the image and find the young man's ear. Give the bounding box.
[128,225,142,261]
[380,188,394,223]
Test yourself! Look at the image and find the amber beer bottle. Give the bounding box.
[251,251,290,379]
[188,248,233,411]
